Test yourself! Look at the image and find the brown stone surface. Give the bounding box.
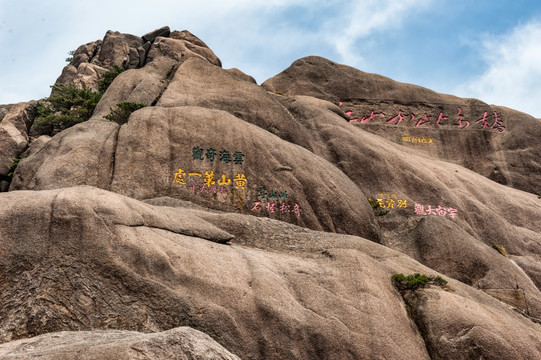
[0,187,428,359]
[0,106,10,122]
[226,68,257,84]
[0,101,36,176]
[142,26,171,44]
[2,27,541,359]
[484,289,527,312]
[144,36,221,68]
[91,56,177,119]
[262,56,541,196]
[404,289,541,359]
[0,327,241,359]
[2,187,541,359]
[94,31,145,70]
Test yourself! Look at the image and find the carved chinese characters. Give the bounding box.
[252,186,301,217]
[340,102,505,132]
[192,146,245,164]
[402,135,434,144]
[414,203,458,218]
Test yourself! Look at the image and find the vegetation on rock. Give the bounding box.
[98,65,125,93]
[368,198,390,216]
[6,157,21,179]
[31,85,101,136]
[65,50,75,63]
[105,101,147,125]
[392,273,447,291]
[31,66,125,136]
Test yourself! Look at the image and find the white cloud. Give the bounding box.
[0,0,323,103]
[457,19,541,117]
[0,0,440,103]
[324,0,434,67]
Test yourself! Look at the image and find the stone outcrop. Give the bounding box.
[262,56,541,195]
[0,327,241,360]
[0,101,37,191]
[0,104,12,121]
[2,186,541,359]
[55,27,221,93]
[1,26,541,359]
[142,25,171,44]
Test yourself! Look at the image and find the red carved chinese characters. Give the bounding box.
[339,100,505,132]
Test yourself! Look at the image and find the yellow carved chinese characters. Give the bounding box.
[173,168,187,184]
[234,173,248,189]
[204,170,216,187]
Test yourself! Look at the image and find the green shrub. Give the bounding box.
[31,84,102,136]
[368,198,390,216]
[98,65,125,93]
[431,276,448,286]
[30,62,126,136]
[65,50,75,63]
[392,273,448,291]
[105,102,147,125]
[6,158,21,179]
[368,198,380,209]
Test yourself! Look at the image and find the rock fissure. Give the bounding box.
[106,125,121,190]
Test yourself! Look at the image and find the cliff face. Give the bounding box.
[1,26,541,359]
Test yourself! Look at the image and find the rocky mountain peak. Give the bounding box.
[55,26,221,93]
[1,26,541,359]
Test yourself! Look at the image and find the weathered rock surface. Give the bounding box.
[142,25,171,44]
[54,27,221,93]
[0,105,11,121]
[91,56,177,119]
[3,186,541,359]
[56,62,108,92]
[404,289,541,359]
[0,327,240,360]
[144,34,222,67]
[262,56,541,196]
[2,27,541,359]
[0,101,36,178]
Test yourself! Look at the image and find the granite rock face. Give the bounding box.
[262,56,541,195]
[2,186,541,360]
[0,327,241,360]
[55,27,221,93]
[0,101,37,192]
[1,26,541,359]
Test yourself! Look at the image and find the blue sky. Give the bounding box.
[2,0,541,117]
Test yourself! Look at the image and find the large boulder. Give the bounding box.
[262,56,541,196]
[91,56,178,119]
[0,101,37,179]
[0,327,241,360]
[55,62,108,93]
[54,27,221,93]
[11,105,380,240]
[2,186,541,359]
[145,33,222,67]
[0,105,11,122]
[404,288,541,359]
[92,30,146,70]
[142,25,171,43]
[9,52,541,309]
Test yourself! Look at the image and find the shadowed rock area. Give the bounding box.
[1,26,541,359]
